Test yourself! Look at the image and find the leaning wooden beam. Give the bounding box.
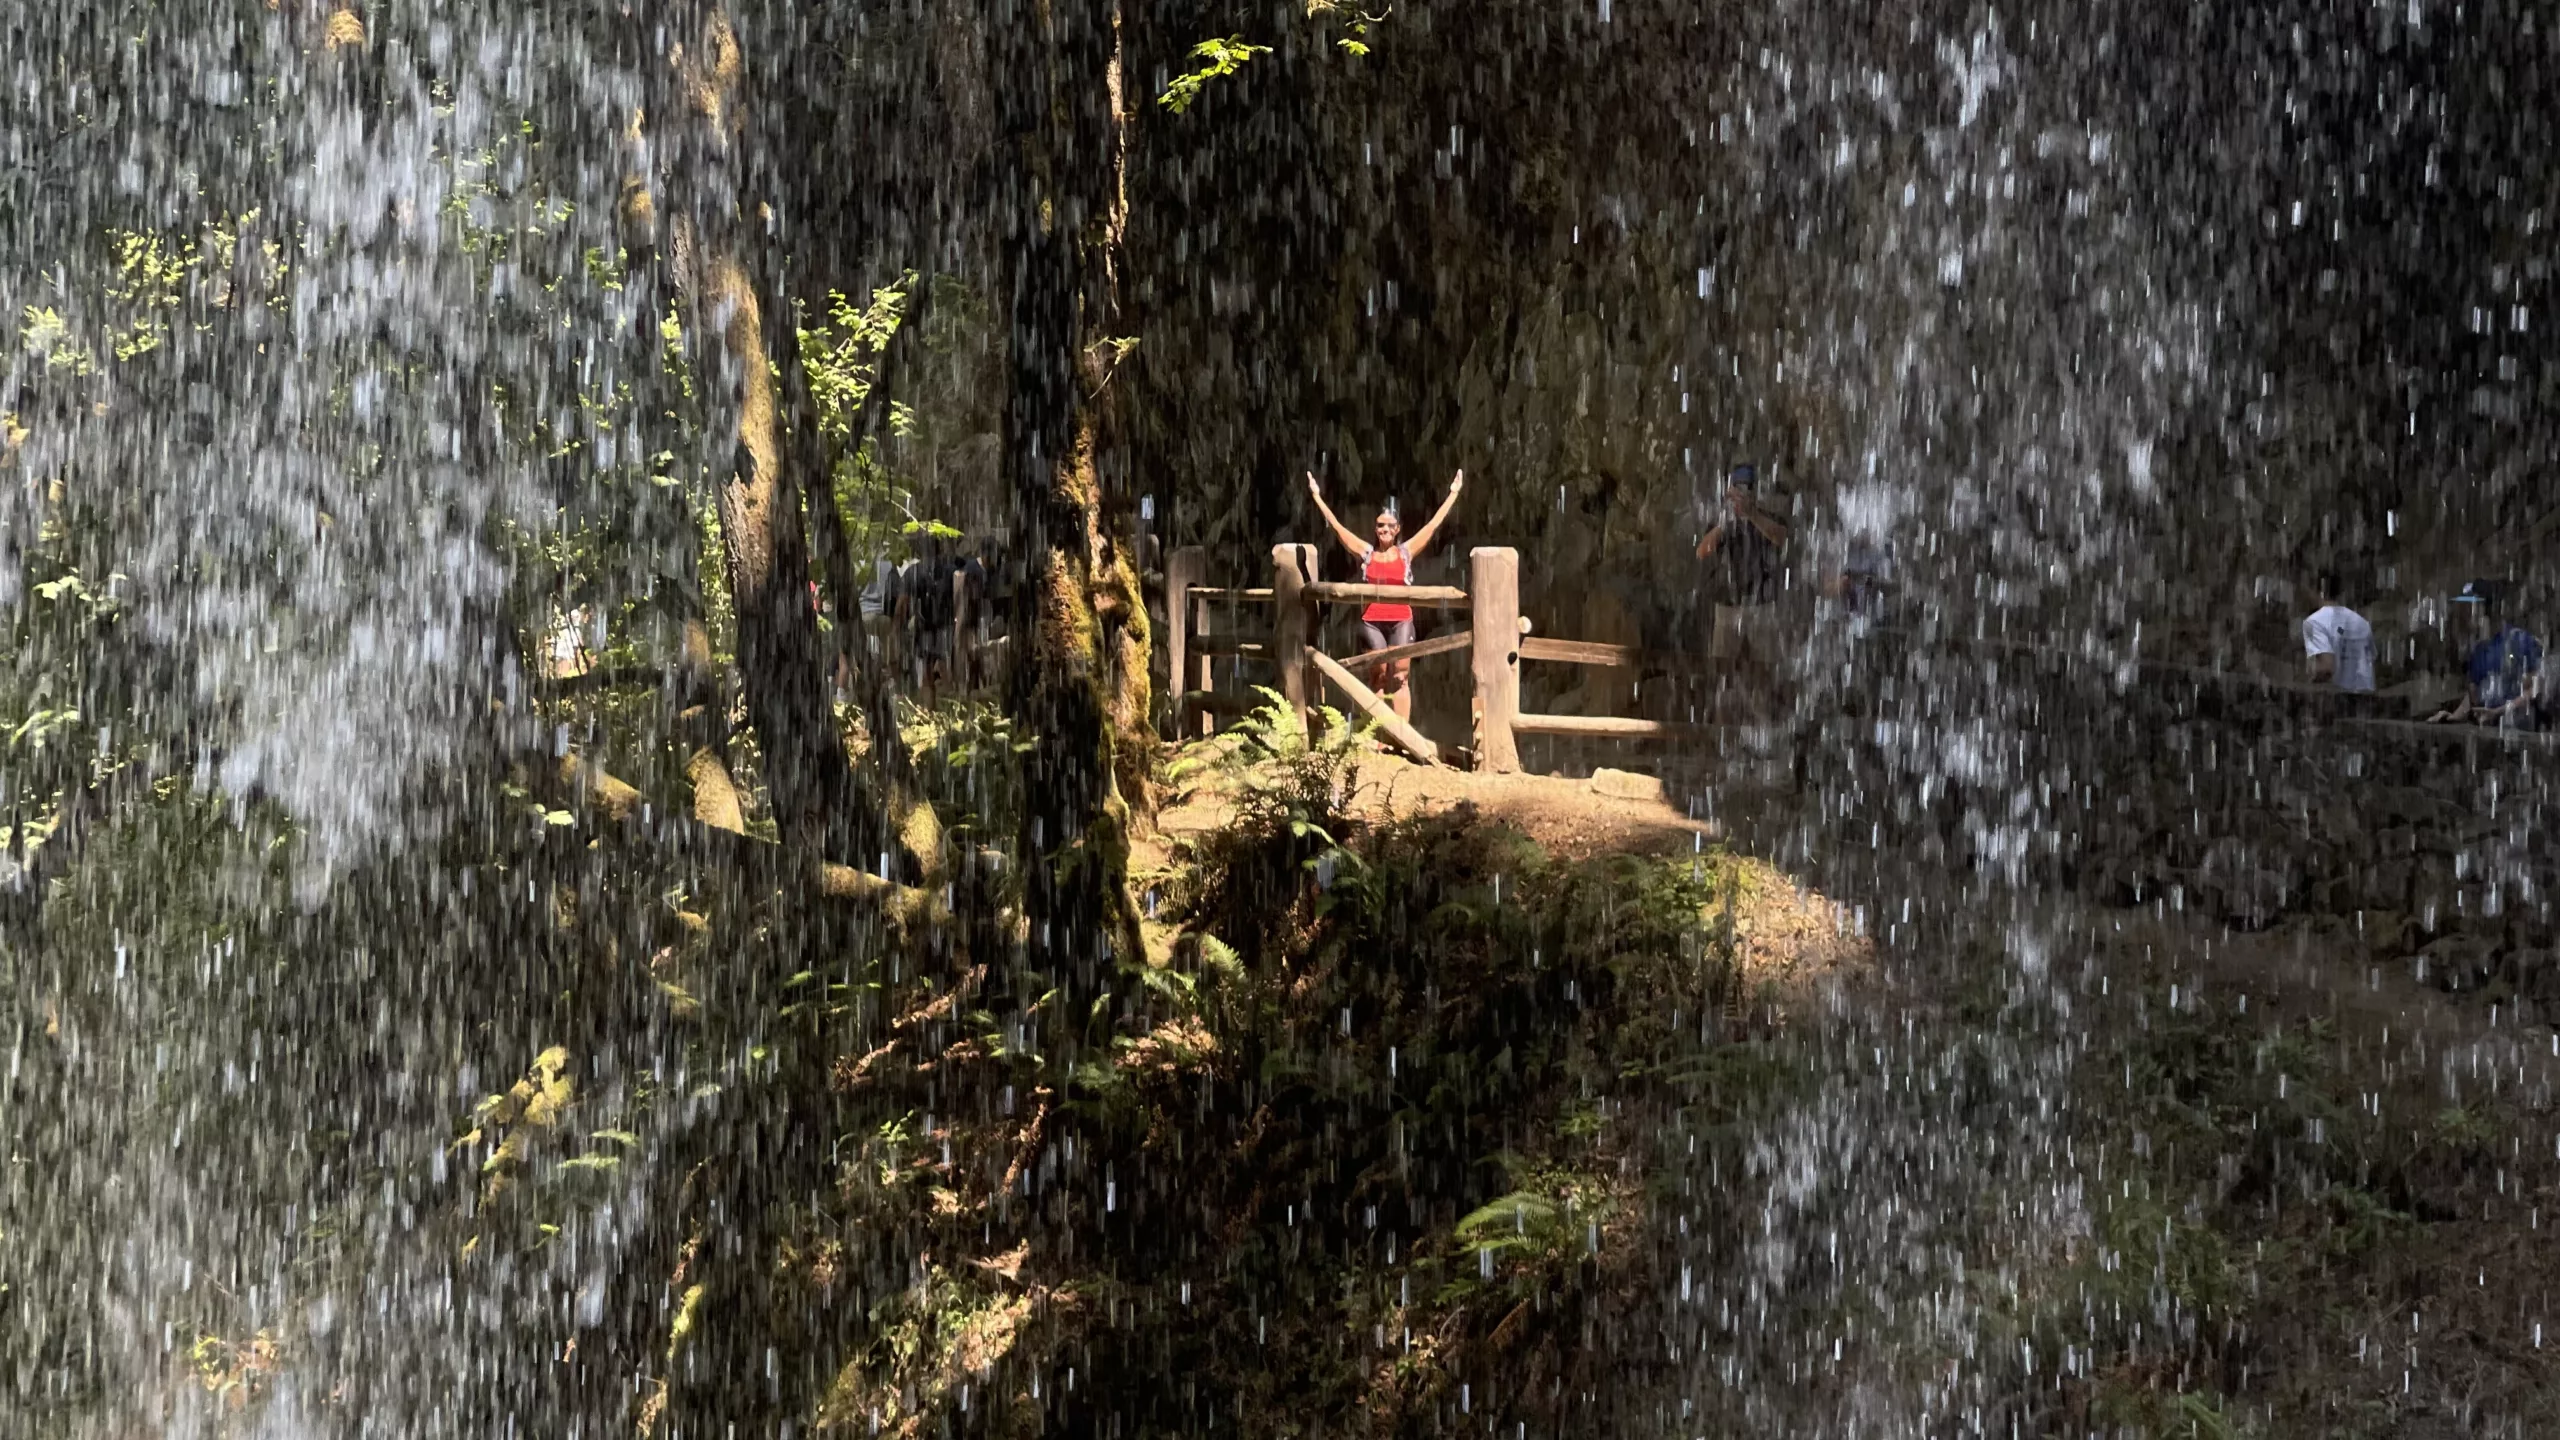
[1302,580,1471,608]
[1511,713,1689,738]
[1519,636,1644,668]
[1307,648,1443,766]
[1348,629,1472,670]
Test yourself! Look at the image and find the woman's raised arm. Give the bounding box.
[1404,470,1466,558]
[1306,473,1371,558]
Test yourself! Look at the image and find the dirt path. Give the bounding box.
[1140,748,1870,998]
[1149,751,1716,860]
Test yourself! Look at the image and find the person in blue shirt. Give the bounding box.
[2426,578,2543,727]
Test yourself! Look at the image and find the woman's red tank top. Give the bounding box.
[1362,545,1413,624]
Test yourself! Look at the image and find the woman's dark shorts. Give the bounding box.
[1359,618,1415,654]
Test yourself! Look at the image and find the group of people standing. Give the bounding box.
[2304,573,2547,729]
[856,532,989,704]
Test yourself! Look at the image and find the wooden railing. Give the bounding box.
[1163,544,1684,772]
[1163,549,1273,731]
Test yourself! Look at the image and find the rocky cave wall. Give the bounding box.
[1110,0,2560,729]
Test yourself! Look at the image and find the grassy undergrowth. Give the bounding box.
[737,715,1793,1437]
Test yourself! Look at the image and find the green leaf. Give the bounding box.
[1157,36,1272,114]
[1455,1191,1561,1244]
[1135,964,1200,1005]
[1196,933,1245,977]
[8,707,78,748]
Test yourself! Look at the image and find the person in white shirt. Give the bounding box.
[2301,571,2375,694]
[857,551,907,666]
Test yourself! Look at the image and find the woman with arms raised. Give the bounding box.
[1305,468,1465,722]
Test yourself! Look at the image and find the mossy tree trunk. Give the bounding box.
[666,8,870,862]
[638,13,893,1432]
[997,0,1151,1027]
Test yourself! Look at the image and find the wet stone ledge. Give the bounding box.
[2065,675,2559,1015]
[1798,645,2560,1019]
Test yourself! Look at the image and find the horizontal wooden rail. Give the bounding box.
[1518,636,1643,668]
[1193,638,1269,658]
[1301,581,1471,609]
[1175,688,1263,716]
[1343,629,1471,669]
[1186,586,1275,602]
[1512,713,1687,739]
[1307,649,1443,765]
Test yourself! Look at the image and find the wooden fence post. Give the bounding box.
[1193,598,1219,736]
[950,563,976,693]
[1194,596,1219,737]
[1470,546,1521,773]
[1272,542,1316,736]
[1166,546,1207,737]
